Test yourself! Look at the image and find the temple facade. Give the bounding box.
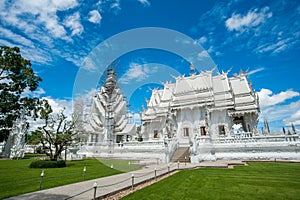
[79,68,300,162]
[141,70,259,143]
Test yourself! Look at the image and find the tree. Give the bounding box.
[0,46,42,141]
[36,100,80,161]
[26,130,43,154]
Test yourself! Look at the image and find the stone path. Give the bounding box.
[6,160,245,200]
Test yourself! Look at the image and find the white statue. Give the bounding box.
[232,123,244,136]
[8,110,27,159]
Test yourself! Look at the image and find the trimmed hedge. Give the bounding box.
[57,159,66,168]
[29,160,66,168]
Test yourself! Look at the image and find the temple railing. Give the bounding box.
[164,137,178,162]
[195,134,299,144]
[85,141,165,149]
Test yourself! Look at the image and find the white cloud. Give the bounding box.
[258,88,299,107]
[225,7,272,32]
[0,0,84,65]
[284,106,300,125]
[28,96,73,131]
[0,27,35,48]
[248,67,265,76]
[88,10,102,24]
[82,57,98,71]
[110,0,121,11]
[257,88,300,127]
[64,12,84,36]
[44,97,73,116]
[52,0,78,10]
[0,0,79,40]
[119,63,157,84]
[22,87,46,98]
[258,99,300,127]
[138,0,150,6]
[198,36,207,44]
[197,50,210,60]
[255,37,294,54]
[0,39,16,48]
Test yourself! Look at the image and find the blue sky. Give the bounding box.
[0,0,299,132]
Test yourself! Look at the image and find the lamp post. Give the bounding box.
[184,156,187,166]
[93,181,97,200]
[83,166,86,181]
[131,173,135,190]
[39,170,44,190]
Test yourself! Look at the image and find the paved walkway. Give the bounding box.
[7,160,245,200]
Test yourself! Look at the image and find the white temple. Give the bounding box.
[79,68,300,163]
[80,69,136,155]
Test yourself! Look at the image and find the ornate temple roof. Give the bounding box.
[86,69,136,136]
[142,70,259,121]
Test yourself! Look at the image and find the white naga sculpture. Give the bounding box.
[7,111,27,159]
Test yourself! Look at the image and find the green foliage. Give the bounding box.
[0,46,42,141]
[0,158,122,199]
[29,160,66,168]
[26,130,43,145]
[35,103,79,161]
[29,160,58,168]
[56,159,66,168]
[124,162,300,200]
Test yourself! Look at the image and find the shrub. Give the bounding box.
[29,160,66,168]
[57,159,66,168]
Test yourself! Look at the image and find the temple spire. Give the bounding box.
[190,64,195,75]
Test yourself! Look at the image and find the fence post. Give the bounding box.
[168,164,170,175]
[93,181,97,200]
[39,170,44,190]
[83,166,86,181]
[131,174,134,190]
[177,161,179,169]
[154,168,157,180]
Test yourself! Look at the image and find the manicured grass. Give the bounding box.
[97,158,142,172]
[0,158,122,199]
[123,162,300,200]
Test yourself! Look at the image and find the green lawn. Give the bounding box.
[123,162,300,200]
[0,157,140,199]
[97,158,142,172]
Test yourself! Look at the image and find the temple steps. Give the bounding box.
[171,147,191,163]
